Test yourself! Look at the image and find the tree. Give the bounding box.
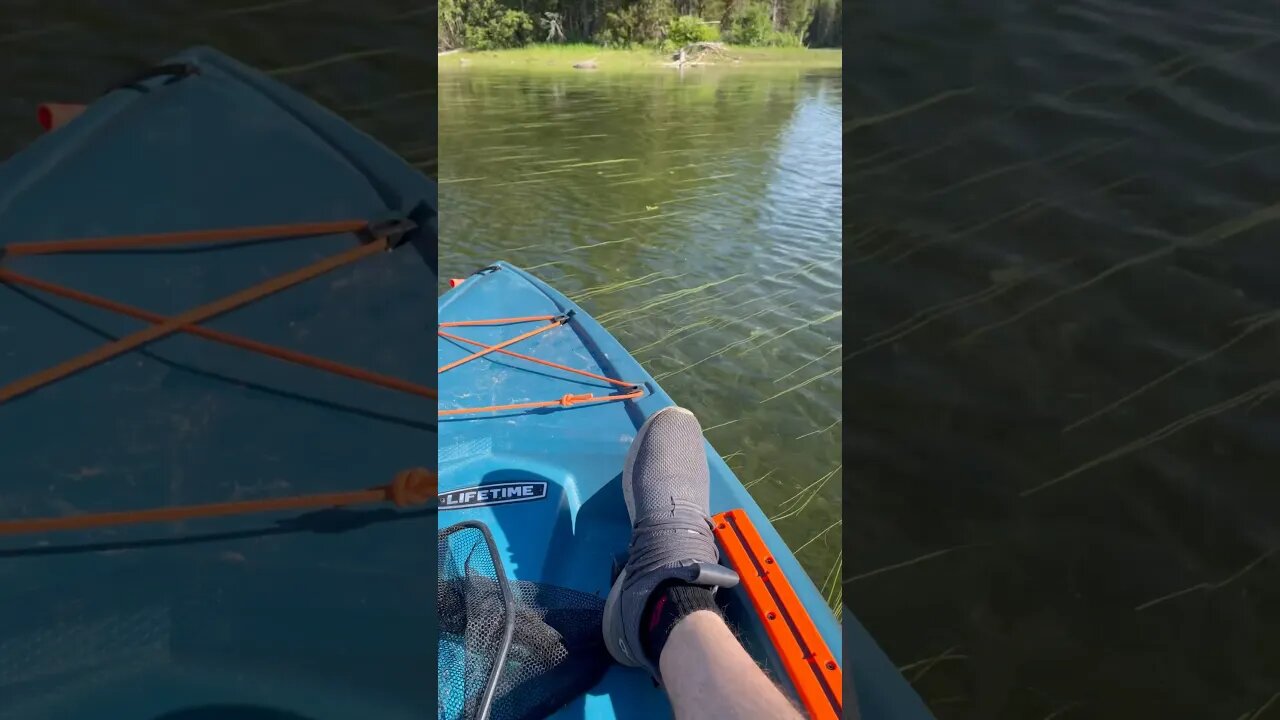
[804,0,839,47]
[540,11,567,42]
[440,0,839,49]
[597,0,672,46]
[440,0,465,50]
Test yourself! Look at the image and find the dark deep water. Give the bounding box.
[849,2,1280,718]
[0,1,436,176]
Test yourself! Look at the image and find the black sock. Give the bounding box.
[641,581,720,666]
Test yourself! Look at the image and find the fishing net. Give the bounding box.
[438,521,610,720]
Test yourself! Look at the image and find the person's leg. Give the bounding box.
[660,610,803,719]
[602,406,801,719]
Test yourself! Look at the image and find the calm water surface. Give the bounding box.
[0,1,435,173]
[851,1,1280,718]
[438,68,844,604]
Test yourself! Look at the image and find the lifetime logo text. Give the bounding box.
[438,481,548,510]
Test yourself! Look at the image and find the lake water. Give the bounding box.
[438,67,845,607]
[851,2,1280,718]
[14,1,1276,716]
[0,2,435,174]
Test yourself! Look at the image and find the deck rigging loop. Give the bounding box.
[0,220,437,537]
[0,217,433,405]
[437,314,646,416]
[0,467,438,537]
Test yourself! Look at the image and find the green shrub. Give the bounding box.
[596,8,636,47]
[596,0,672,46]
[768,29,803,47]
[464,8,533,49]
[667,15,713,46]
[730,6,773,46]
[451,0,534,50]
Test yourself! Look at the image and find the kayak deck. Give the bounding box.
[0,47,435,718]
[438,262,841,718]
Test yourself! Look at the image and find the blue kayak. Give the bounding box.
[0,48,435,718]
[438,263,931,719]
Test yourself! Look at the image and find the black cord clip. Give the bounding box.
[365,217,418,249]
[107,62,201,94]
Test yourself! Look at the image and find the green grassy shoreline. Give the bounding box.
[439,43,841,72]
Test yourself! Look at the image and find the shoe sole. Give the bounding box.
[602,565,635,666]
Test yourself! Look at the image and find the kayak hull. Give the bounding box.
[0,47,435,718]
[438,262,840,718]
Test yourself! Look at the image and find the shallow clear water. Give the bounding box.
[438,67,844,603]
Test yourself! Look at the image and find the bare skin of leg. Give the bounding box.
[660,610,803,720]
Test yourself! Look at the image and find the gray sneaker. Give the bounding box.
[602,406,739,680]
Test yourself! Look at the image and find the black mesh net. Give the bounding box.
[438,521,610,720]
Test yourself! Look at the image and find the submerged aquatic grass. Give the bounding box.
[441,67,843,615]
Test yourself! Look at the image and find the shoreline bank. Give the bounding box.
[439,43,841,72]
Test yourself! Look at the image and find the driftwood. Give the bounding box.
[667,42,738,68]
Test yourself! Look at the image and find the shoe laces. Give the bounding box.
[627,499,716,573]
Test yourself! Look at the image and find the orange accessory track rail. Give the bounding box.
[712,508,842,720]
